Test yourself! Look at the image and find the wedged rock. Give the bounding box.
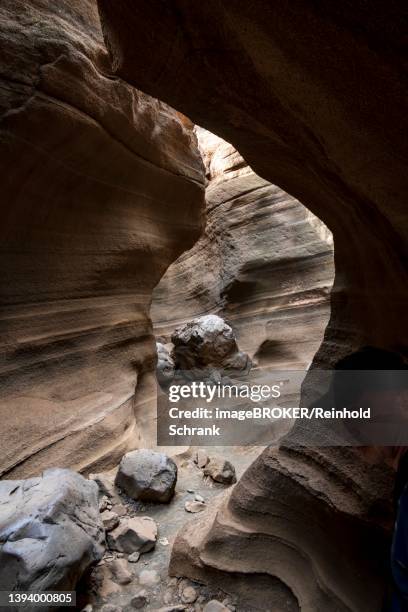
[203,457,236,485]
[157,342,176,385]
[152,131,333,374]
[115,450,177,503]
[107,517,157,554]
[0,468,104,592]
[171,315,250,372]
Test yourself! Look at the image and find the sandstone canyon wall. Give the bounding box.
[0,0,205,479]
[97,2,406,610]
[152,128,334,369]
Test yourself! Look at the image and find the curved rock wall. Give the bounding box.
[97,2,406,609]
[152,129,334,369]
[0,0,205,478]
[97,0,408,365]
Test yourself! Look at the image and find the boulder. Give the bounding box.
[107,517,157,554]
[171,315,240,370]
[203,457,236,485]
[0,468,104,592]
[115,450,177,503]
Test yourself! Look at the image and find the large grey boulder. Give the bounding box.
[171,314,250,372]
[0,468,105,593]
[115,450,177,503]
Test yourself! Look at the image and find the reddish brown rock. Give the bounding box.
[0,0,205,478]
[153,129,334,369]
[97,3,407,609]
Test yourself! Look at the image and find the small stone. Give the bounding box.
[156,607,187,612]
[194,493,205,503]
[203,601,230,612]
[181,586,198,604]
[163,588,174,604]
[115,450,177,503]
[187,489,194,494]
[111,504,128,516]
[184,500,205,513]
[128,551,141,563]
[109,558,132,585]
[101,510,120,532]
[107,516,157,553]
[81,605,93,612]
[131,590,149,609]
[159,537,169,546]
[203,457,236,485]
[116,552,124,558]
[194,449,209,469]
[99,495,110,512]
[100,604,122,612]
[138,569,160,586]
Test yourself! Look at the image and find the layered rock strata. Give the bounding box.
[152,130,334,369]
[97,3,407,609]
[0,0,205,478]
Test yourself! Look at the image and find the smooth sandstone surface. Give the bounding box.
[0,0,205,478]
[153,129,334,369]
[97,3,406,609]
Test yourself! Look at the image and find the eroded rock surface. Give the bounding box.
[0,0,205,478]
[171,446,394,611]
[97,4,406,609]
[0,468,104,593]
[153,130,333,369]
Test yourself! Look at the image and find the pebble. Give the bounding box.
[181,586,198,604]
[184,500,205,513]
[109,559,132,585]
[128,551,141,563]
[101,510,120,532]
[138,569,160,586]
[194,493,205,503]
[194,449,209,468]
[159,537,169,546]
[100,605,122,612]
[203,601,230,612]
[130,590,149,609]
[111,504,128,516]
[81,605,92,612]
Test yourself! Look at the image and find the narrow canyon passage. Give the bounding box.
[0,1,407,611]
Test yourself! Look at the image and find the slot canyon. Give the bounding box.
[0,1,407,611]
